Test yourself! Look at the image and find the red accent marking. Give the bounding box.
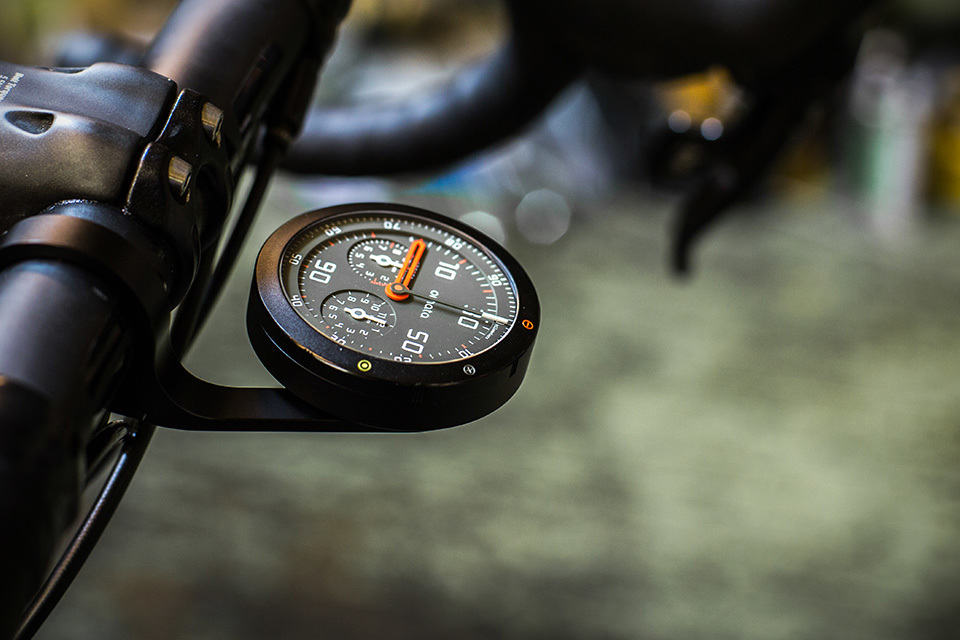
[482,289,493,293]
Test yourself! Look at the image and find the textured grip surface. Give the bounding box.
[0,261,129,638]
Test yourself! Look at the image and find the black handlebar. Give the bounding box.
[0,260,130,638]
[0,1,349,634]
[282,10,579,176]
[143,0,349,169]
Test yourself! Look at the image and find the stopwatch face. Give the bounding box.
[282,214,517,363]
[247,203,539,430]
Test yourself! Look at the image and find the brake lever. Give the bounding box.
[670,31,862,274]
[670,91,809,274]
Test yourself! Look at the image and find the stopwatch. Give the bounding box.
[246,203,539,429]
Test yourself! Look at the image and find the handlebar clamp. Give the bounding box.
[124,89,235,307]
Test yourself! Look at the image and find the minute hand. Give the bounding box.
[388,283,510,326]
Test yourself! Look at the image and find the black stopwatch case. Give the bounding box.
[247,203,540,430]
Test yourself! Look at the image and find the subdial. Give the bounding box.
[321,290,397,342]
[348,238,408,285]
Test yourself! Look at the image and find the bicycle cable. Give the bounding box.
[13,421,156,640]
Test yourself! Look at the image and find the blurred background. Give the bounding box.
[9,0,960,638]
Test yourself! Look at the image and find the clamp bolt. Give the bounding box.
[201,102,224,147]
[168,156,194,202]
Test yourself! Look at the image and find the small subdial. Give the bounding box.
[348,238,408,285]
[321,290,397,343]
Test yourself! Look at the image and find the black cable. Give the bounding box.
[14,421,156,640]
[84,420,129,484]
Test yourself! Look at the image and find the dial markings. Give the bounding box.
[282,214,518,362]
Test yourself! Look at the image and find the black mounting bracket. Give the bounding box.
[115,329,432,434]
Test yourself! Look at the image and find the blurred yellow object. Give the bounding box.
[0,0,175,60]
[773,135,832,200]
[351,0,430,25]
[0,0,49,59]
[347,0,503,56]
[928,70,960,209]
[657,67,740,124]
[82,0,177,34]
[657,66,832,198]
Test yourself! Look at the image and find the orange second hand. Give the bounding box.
[393,241,419,284]
[385,238,424,301]
[402,240,426,288]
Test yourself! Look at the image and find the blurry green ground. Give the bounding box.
[37,184,960,639]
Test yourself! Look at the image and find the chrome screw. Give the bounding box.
[168,155,194,202]
[201,102,224,147]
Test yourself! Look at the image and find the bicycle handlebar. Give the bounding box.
[0,1,349,634]
[142,0,346,158]
[0,261,130,638]
[282,10,579,176]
